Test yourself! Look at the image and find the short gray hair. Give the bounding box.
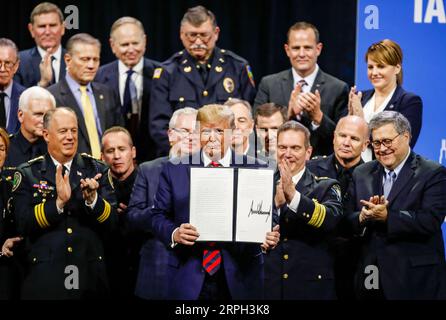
[169,107,198,128]
[110,16,145,38]
[44,107,77,130]
[369,111,412,136]
[19,86,56,112]
[224,98,253,119]
[277,120,311,149]
[181,5,217,28]
[0,38,19,57]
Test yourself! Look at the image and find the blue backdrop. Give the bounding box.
[356,0,446,249]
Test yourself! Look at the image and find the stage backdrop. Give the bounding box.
[356,0,446,247]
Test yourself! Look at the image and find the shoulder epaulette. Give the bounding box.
[81,153,106,166]
[28,155,44,164]
[220,49,248,64]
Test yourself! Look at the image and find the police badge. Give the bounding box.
[223,77,235,93]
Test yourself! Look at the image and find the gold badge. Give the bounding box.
[215,66,223,73]
[223,77,235,93]
[184,66,192,73]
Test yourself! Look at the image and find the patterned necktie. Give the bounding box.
[50,56,56,85]
[123,69,137,116]
[297,79,308,91]
[383,170,396,198]
[0,92,6,128]
[79,86,101,158]
[202,160,222,275]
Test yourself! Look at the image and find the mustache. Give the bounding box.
[190,44,207,50]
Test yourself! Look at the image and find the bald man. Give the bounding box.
[307,115,369,300]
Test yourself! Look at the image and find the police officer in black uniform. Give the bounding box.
[4,87,56,175]
[306,115,370,300]
[264,121,343,300]
[101,126,141,298]
[12,107,117,299]
[149,5,257,157]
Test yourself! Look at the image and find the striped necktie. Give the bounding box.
[202,160,222,275]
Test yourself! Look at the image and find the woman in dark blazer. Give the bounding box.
[349,39,422,161]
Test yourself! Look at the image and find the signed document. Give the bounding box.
[236,169,274,242]
[190,167,274,243]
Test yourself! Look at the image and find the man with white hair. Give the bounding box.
[4,86,55,169]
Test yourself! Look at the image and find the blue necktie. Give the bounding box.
[123,69,137,116]
[383,170,396,198]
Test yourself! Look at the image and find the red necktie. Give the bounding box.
[203,160,222,275]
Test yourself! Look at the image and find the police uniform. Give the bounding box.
[4,131,47,174]
[104,168,144,298]
[12,153,117,299]
[264,168,342,300]
[307,153,364,300]
[149,47,257,156]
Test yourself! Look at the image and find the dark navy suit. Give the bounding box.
[95,58,161,161]
[254,68,349,157]
[127,156,170,299]
[361,86,422,147]
[265,168,343,299]
[345,152,446,299]
[15,47,66,88]
[149,48,257,157]
[5,82,26,134]
[47,78,123,155]
[151,152,267,300]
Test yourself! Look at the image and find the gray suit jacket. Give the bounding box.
[48,78,124,155]
[254,68,349,156]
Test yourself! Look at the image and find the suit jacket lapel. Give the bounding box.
[60,48,67,79]
[69,154,85,191]
[40,154,57,186]
[31,47,42,83]
[295,168,313,196]
[91,83,107,132]
[311,69,325,94]
[8,83,20,132]
[281,70,294,104]
[387,152,416,204]
[385,85,403,111]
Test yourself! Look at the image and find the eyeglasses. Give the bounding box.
[184,32,213,42]
[371,133,400,149]
[0,60,17,70]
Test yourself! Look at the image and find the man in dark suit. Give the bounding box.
[345,111,446,299]
[0,38,26,134]
[127,107,198,299]
[307,115,369,300]
[265,121,343,299]
[254,22,349,157]
[149,6,257,157]
[12,107,117,299]
[15,3,66,88]
[48,33,123,158]
[151,104,279,300]
[4,86,55,172]
[95,17,160,162]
